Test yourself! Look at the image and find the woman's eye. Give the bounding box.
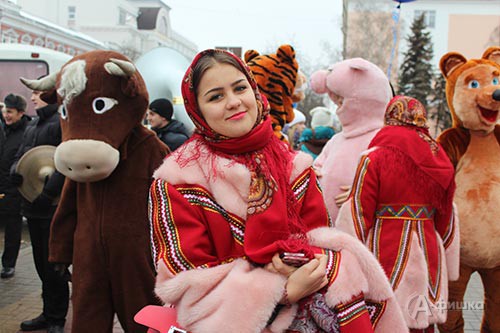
[208,94,222,102]
[92,97,118,114]
[235,85,247,92]
[468,80,480,89]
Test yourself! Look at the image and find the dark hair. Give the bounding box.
[191,51,246,96]
[3,93,27,112]
[149,98,174,120]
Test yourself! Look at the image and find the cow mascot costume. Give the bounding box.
[21,50,169,332]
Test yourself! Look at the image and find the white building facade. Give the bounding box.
[0,0,105,55]
[14,0,197,59]
[394,0,499,68]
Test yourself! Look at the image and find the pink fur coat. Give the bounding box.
[311,58,392,222]
[150,139,407,333]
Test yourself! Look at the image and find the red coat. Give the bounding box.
[337,126,459,329]
[148,138,408,333]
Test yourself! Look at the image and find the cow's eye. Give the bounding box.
[58,104,68,119]
[92,97,118,114]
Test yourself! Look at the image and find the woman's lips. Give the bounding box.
[227,111,246,120]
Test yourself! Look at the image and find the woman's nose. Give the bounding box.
[226,93,241,109]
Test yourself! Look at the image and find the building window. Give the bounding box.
[119,9,127,25]
[68,6,76,20]
[34,37,44,46]
[57,45,66,52]
[46,41,55,49]
[414,10,436,28]
[2,29,19,43]
[119,8,135,26]
[21,34,32,44]
[68,48,76,56]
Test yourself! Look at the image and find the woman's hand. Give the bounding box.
[264,253,297,277]
[285,254,328,303]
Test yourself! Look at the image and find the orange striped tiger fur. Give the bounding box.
[244,44,299,141]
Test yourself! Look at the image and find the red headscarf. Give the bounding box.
[178,49,313,264]
[370,95,454,190]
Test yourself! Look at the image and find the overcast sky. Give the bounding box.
[163,0,344,61]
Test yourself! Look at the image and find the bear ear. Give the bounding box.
[244,49,260,63]
[440,52,467,78]
[276,44,296,63]
[482,46,500,66]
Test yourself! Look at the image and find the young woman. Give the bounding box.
[147,49,407,333]
[336,96,459,333]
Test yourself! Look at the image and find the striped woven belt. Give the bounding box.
[375,205,435,220]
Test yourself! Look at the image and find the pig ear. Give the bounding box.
[310,70,329,94]
[482,46,500,66]
[40,89,58,105]
[349,62,368,71]
[440,52,467,78]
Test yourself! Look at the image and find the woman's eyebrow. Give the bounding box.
[203,79,246,96]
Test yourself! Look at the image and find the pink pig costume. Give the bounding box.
[311,58,392,222]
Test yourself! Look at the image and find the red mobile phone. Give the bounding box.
[279,252,310,267]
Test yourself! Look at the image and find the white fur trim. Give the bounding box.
[155,259,286,333]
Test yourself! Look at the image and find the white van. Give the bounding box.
[0,44,71,116]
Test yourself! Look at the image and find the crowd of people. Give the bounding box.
[1,44,496,333]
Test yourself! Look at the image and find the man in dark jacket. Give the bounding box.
[0,94,30,279]
[147,98,190,151]
[10,88,68,333]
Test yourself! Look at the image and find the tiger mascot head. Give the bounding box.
[244,44,299,141]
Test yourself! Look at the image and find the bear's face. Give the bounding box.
[440,47,500,134]
[453,64,500,132]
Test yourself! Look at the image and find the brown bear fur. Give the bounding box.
[437,46,500,333]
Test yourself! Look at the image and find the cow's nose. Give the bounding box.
[54,139,120,182]
[493,89,500,102]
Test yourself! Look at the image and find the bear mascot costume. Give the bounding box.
[21,50,169,333]
[437,46,500,333]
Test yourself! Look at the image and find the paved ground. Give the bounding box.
[0,220,486,332]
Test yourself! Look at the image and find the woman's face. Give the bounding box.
[196,63,258,138]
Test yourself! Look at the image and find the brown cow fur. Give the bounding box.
[45,50,169,333]
[436,46,500,333]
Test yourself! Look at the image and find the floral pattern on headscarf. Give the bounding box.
[383,95,440,154]
[384,95,428,128]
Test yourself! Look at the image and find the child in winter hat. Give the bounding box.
[310,106,334,129]
[299,106,335,159]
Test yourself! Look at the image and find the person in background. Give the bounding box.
[10,87,69,333]
[0,94,30,279]
[336,96,458,332]
[147,98,190,151]
[299,106,335,160]
[283,108,306,150]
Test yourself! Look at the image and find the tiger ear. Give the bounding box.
[244,50,260,63]
[276,44,296,63]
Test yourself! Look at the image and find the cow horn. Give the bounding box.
[19,72,58,91]
[105,58,136,78]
